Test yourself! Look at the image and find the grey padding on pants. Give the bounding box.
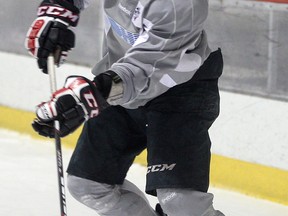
[67,175,158,216]
[157,188,225,216]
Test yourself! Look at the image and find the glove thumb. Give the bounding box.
[32,119,55,138]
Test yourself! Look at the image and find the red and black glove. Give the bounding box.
[32,76,109,138]
[25,0,80,73]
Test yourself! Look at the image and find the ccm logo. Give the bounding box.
[38,6,79,23]
[84,91,99,118]
[147,163,176,174]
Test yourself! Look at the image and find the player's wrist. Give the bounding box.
[94,71,124,105]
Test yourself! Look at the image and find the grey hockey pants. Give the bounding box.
[67,175,225,216]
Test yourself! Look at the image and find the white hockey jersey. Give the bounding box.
[76,0,211,108]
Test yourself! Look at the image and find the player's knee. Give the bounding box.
[67,174,120,213]
[67,174,84,200]
[157,188,215,216]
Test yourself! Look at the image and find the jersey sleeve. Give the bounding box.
[72,0,91,10]
[110,0,211,108]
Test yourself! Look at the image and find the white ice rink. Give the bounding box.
[1,128,288,216]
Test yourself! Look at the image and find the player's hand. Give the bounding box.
[25,0,80,73]
[32,76,109,138]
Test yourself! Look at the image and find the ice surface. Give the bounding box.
[1,129,287,216]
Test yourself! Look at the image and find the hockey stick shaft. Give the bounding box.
[47,55,67,216]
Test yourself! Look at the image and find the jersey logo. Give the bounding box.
[118,3,132,16]
[133,7,141,21]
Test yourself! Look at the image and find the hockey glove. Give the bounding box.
[32,76,109,138]
[25,0,80,73]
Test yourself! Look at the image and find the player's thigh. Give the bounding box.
[67,105,147,185]
[145,79,220,195]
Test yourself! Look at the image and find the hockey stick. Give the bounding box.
[47,54,67,216]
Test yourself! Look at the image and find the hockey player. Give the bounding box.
[25,0,225,215]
